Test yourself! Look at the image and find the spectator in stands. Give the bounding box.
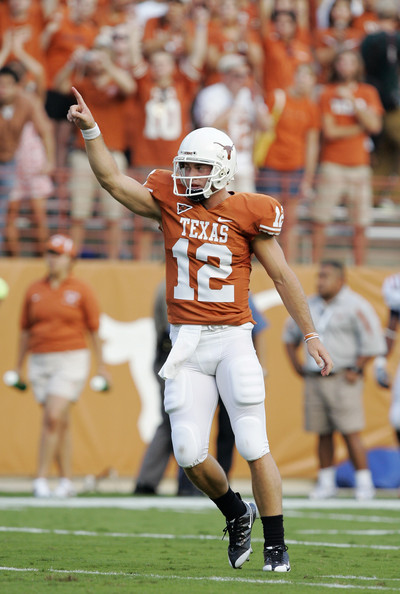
[42,0,98,171]
[374,272,400,449]
[141,0,194,63]
[127,6,208,169]
[361,0,400,190]
[256,63,320,263]
[353,0,380,35]
[96,0,137,29]
[55,38,135,259]
[0,0,47,77]
[314,0,363,83]
[283,260,386,500]
[12,234,109,498]
[192,53,270,192]
[261,10,313,94]
[311,49,383,265]
[261,0,312,44]
[0,26,54,257]
[205,0,264,86]
[0,65,55,256]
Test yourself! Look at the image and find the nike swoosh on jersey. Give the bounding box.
[217,217,233,223]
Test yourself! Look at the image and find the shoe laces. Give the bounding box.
[264,544,288,560]
[222,512,250,546]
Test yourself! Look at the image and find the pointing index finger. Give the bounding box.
[71,86,84,108]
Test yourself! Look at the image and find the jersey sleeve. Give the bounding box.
[240,193,284,239]
[142,169,174,207]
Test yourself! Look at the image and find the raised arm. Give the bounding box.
[252,234,333,376]
[67,87,161,221]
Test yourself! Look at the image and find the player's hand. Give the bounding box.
[373,356,391,389]
[67,87,96,130]
[306,338,334,377]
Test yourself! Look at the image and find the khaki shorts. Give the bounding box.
[28,349,90,404]
[304,373,365,435]
[312,162,372,226]
[69,150,127,220]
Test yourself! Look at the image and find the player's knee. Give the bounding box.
[234,415,269,461]
[171,424,205,467]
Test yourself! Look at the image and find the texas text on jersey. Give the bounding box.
[143,169,284,325]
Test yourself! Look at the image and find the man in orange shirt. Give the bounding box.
[67,87,333,573]
[312,49,383,265]
[256,62,320,262]
[55,43,135,258]
[128,6,208,169]
[0,65,55,256]
[42,0,98,170]
[12,234,109,498]
[262,10,313,94]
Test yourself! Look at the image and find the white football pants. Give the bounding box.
[163,323,270,468]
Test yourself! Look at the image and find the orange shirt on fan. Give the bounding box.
[319,83,384,166]
[0,1,46,69]
[263,92,320,171]
[20,276,100,353]
[72,76,129,152]
[143,170,283,325]
[262,34,313,93]
[45,7,98,89]
[130,68,200,167]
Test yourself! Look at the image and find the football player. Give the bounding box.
[67,86,333,573]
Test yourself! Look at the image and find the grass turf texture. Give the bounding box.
[0,499,399,593]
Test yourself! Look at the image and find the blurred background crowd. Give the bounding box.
[1,0,400,264]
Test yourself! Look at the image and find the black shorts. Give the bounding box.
[45,90,75,121]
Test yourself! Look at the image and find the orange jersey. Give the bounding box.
[319,83,384,166]
[20,276,100,353]
[144,169,283,325]
[264,92,320,171]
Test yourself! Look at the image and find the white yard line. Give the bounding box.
[286,511,400,524]
[0,566,399,590]
[299,529,400,535]
[0,496,399,511]
[1,525,400,551]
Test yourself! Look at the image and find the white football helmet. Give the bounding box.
[172,127,237,200]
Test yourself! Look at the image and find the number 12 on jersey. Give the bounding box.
[172,238,235,303]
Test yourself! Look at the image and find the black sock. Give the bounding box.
[211,488,246,521]
[262,514,285,548]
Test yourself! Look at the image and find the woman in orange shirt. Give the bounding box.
[256,62,320,262]
[12,234,109,498]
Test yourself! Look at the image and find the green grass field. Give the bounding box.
[0,495,399,593]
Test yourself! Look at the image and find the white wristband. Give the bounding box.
[81,123,101,140]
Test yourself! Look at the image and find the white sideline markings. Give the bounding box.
[0,496,400,511]
[299,529,400,536]
[1,526,400,551]
[0,566,399,591]
[286,511,400,524]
